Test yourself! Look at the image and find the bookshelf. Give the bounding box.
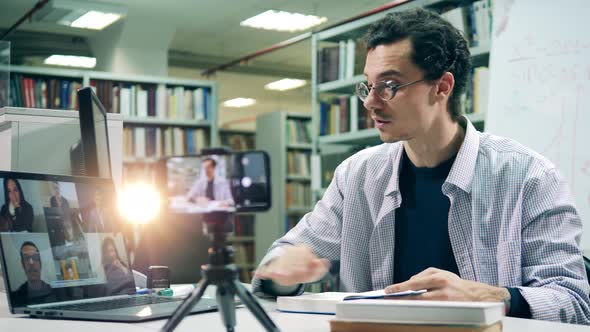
[217,128,256,282]
[218,128,255,152]
[255,112,313,263]
[0,64,219,186]
[311,0,492,199]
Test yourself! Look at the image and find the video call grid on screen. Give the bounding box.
[0,173,134,307]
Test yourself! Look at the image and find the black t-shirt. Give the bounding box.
[394,150,459,283]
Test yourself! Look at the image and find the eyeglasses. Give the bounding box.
[355,78,425,102]
[22,254,41,263]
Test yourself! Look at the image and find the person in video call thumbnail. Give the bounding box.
[49,181,70,209]
[10,241,56,307]
[84,189,112,233]
[101,236,134,295]
[186,157,234,207]
[0,178,34,232]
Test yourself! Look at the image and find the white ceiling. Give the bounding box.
[0,0,391,129]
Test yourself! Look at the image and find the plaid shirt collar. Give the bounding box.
[384,116,480,197]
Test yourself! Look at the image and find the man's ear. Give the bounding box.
[436,71,455,99]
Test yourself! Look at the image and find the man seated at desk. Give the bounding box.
[253,8,590,325]
[186,157,234,209]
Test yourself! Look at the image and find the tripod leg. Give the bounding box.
[230,280,280,332]
[161,278,209,332]
[216,282,236,332]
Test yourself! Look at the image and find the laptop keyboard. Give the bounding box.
[45,296,183,312]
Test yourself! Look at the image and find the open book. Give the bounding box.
[276,289,426,315]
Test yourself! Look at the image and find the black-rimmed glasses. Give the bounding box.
[355,79,425,101]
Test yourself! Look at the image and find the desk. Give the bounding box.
[1,288,589,332]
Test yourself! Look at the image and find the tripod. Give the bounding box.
[161,211,280,332]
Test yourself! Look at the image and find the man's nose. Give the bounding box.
[362,87,382,112]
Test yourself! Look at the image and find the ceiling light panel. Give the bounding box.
[241,10,327,32]
[44,55,97,68]
[265,78,306,91]
[223,98,256,108]
[34,0,127,30]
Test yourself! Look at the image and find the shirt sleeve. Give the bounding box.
[252,159,350,297]
[517,167,590,324]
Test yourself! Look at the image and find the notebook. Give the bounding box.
[0,170,217,322]
[277,289,426,314]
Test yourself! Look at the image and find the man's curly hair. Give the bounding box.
[364,8,471,121]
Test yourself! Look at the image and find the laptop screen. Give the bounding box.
[0,171,135,309]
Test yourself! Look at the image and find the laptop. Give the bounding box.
[0,170,217,322]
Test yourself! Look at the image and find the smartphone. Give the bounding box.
[160,150,271,213]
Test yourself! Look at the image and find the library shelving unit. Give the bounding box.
[311,0,492,200]
[218,128,255,152]
[217,128,257,282]
[0,64,219,185]
[255,111,313,263]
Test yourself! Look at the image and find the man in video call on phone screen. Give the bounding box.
[186,157,234,207]
[252,8,590,325]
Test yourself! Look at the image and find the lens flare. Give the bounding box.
[117,183,160,224]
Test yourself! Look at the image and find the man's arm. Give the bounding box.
[516,168,590,324]
[251,159,350,297]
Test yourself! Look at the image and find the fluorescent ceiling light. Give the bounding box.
[223,98,256,108]
[70,11,122,30]
[44,55,97,68]
[241,10,327,32]
[33,0,127,30]
[265,78,307,91]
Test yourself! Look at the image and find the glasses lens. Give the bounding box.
[355,82,369,101]
[377,82,395,101]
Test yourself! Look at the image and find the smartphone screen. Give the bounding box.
[163,151,271,213]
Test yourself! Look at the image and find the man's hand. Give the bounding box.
[254,244,330,286]
[384,268,510,303]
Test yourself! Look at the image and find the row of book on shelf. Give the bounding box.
[219,132,255,151]
[319,95,373,136]
[123,126,209,159]
[317,38,367,83]
[287,151,311,176]
[286,182,312,209]
[441,0,492,49]
[7,75,82,110]
[4,75,213,123]
[286,118,313,144]
[91,80,210,120]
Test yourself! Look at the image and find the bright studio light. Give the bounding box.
[117,183,161,224]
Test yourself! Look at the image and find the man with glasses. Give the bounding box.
[253,8,590,324]
[11,241,56,307]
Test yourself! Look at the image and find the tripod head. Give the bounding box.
[202,210,236,268]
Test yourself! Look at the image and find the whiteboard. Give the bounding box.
[486,0,590,250]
